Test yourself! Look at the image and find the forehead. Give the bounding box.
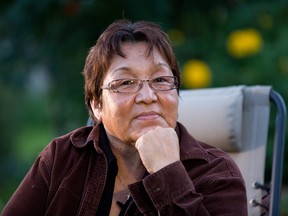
[107,42,169,76]
[118,42,164,61]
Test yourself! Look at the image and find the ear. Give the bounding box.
[90,100,103,122]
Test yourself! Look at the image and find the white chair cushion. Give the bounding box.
[178,86,244,152]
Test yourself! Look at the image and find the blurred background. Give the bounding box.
[0,0,287,214]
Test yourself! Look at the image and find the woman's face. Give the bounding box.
[91,42,179,144]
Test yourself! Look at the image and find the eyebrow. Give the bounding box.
[111,62,171,75]
[156,62,171,70]
[110,67,131,77]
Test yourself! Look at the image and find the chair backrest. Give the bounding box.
[178,85,286,216]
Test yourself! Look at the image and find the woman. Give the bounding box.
[2,20,247,215]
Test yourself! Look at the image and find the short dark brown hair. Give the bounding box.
[83,19,181,122]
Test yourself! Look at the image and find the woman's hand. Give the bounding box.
[135,127,180,173]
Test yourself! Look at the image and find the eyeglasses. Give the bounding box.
[101,76,178,93]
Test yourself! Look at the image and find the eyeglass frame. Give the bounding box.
[101,76,178,93]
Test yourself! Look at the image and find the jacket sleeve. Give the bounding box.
[1,153,51,216]
[128,161,248,216]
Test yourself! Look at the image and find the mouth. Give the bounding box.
[135,111,160,120]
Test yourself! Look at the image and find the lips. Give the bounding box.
[135,111,160,120]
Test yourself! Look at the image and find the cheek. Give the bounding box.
[169,102,179,126]
[160,93,179,126]
[167,92,179,110]
[102,96,132,119]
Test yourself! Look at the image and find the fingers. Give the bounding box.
[135,127,180,173]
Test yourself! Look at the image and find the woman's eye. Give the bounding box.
[154,77,167,83]
[121,80,135,86]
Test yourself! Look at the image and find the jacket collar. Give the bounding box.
[70,123,102,153]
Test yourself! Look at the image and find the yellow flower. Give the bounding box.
[182,60,212,89]
[227,28,262,58]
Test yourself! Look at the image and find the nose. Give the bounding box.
[135,81,157,104]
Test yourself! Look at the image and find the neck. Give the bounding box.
[107,133,146,182]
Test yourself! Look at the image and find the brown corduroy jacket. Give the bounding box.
[1,122,247,215]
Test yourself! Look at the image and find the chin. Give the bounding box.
[135,124,163,137]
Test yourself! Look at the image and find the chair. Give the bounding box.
[178,85,286,216]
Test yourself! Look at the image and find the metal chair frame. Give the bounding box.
[269,89,286,216]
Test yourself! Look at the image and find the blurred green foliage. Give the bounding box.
[0,0,287,213]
